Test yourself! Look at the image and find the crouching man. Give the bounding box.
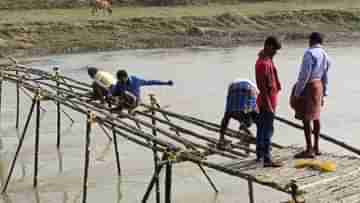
[217,79,258,150]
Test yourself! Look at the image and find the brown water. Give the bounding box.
[0,42,359,203]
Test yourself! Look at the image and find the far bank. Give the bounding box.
[1,7,360,59]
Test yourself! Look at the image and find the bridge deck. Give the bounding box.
[217,146,360,203]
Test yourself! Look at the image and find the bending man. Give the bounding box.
[87,67,116,104]
[218,79,258,150]
[109,70,173,111]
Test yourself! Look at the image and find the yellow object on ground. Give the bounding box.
[295,159,336,172]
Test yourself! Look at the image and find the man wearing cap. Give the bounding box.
[109,70,174,111]
[87,67,116,103]
[292,32,331,159]
[217,79,259,150]
[255,36,283,167]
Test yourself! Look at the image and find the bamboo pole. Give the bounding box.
[33,92,41,187]
[112,126,121,177]
[54,67,61,149]
[165,160,172,203]
[3,73,174,151]
[82,112,92,203]
[16,70,20,129]
[97,123,113,141]
[197,164,218,193]
[2,97,36,193]
[150,95,161,203]
[141,103,284,149]
[135,110,248,158]
[0,69,2,120]
[248,179,255,203]
[274,115,360,156]
[150,97,218,193]
[142,161,165,203]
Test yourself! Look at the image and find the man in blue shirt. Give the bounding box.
[109,70,173,111]
[218,79,258,150]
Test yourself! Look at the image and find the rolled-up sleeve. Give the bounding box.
[322,57,331,96]
[294,52,314,97]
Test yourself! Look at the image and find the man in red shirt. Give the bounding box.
[255,36,283,167]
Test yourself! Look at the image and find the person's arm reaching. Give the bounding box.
[136,76,174,87]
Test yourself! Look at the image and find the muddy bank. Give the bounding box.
[1,9,360,58]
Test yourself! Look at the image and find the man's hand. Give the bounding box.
[167,80,174,86]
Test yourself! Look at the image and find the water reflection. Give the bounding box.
[56,149,63,174]
[117,176,122,203]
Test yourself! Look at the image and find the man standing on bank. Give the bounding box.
[292,32,331,159]
[255,36,282,167]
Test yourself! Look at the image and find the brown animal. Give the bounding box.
[91,0,112,15]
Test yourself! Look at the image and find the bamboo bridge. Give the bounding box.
[1,59,360,203]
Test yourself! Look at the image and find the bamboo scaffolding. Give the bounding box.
[2,62,360,203]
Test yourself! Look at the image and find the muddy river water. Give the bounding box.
[0,42,359,203]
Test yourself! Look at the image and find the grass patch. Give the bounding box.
[1,0,360,24]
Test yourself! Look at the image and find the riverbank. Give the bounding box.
[1,2,360,58]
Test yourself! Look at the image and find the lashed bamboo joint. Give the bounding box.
[0,60,360,203]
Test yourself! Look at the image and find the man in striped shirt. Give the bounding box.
[218,79,259,150]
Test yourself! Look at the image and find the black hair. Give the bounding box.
[264,36,282,50]
[116,70,128,80]
[309,32,323,45]
[87,67,98,78]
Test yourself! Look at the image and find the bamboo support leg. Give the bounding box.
[98,123,112,141]
[16,70,20,129]
[112,126,121,176]
[2,97,36,193]
[165,161,173,203]
[33,97,41,187]
[248,179,254,203]
[153,98,219,193]
[150,96,160,203]
[55,67,61,149]
[198,164,218,193]
[142,163,165,203]
[0,75,2,121]
[82,113,92,203]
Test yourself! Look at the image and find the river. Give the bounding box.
[0,41,359,203]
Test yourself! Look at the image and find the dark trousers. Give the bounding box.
[256,109,274,163]
[92,82,108,102]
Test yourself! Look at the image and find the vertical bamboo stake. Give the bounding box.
[150,95,160,203]
[0,69,3,121]
[82,111,93,203]
[54,67,61,149]
[112,126,121,177]
[2,96,36,193]
[33,90,41,187]
[109,101,121,177]
[164,160,172,203]
[248,179,254,203]
[16,70,20,129]
[141,163,165,203]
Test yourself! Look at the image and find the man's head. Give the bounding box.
[263,36,282,58]
[117,69,128,84]
[309,32,323,47]
[87,67,98,78]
